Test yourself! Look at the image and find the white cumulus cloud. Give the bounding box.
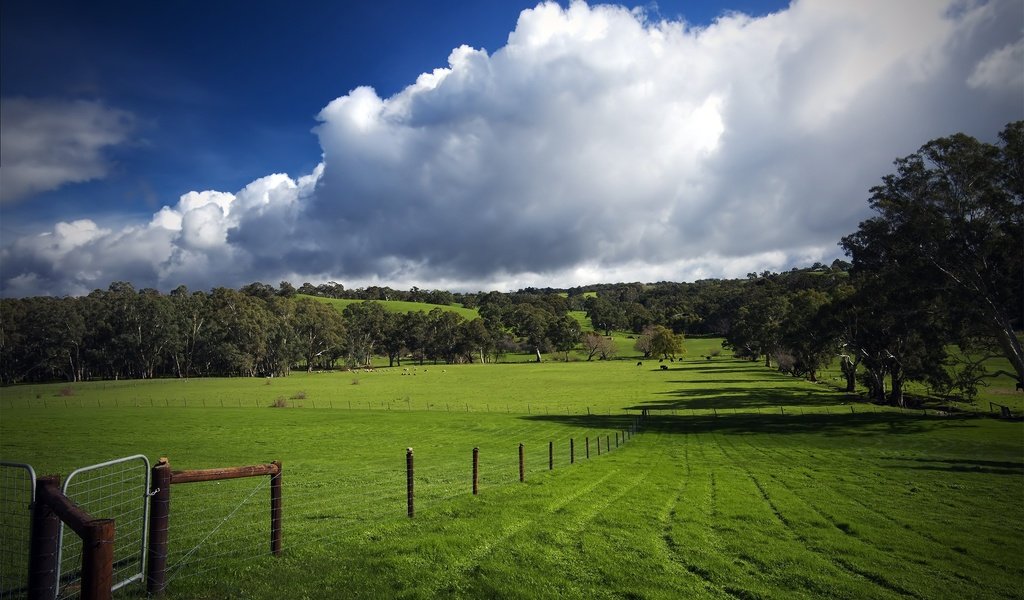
[2,0,1022,296]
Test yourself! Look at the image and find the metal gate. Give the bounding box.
[0,462,36,599]
[58,455,151,598]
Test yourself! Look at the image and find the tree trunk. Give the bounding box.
[764,354,772,369]
[865,366,886,403]
[993,318,1024,387]
[840,355,857,392]
[889,365,905,407]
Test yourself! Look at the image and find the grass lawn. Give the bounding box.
[1,348,1021,598]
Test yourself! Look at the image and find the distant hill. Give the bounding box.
[303,295,480,320]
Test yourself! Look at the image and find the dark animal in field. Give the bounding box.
[660,365,668,371]
[705,356,712,360]
[658,359,663,363]
[1017,380,1023,392]
[636,362,643,367]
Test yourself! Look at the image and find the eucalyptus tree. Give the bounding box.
[842,122,1024,388]
[547,314,582,361]
[342,301,388,367]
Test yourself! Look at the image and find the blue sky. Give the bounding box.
[1,0,1021,296]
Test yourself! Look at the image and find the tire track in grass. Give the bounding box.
[731,433,1005,583]
[712,433,921,600]
[656,431,747,600]
[417,468,623,597]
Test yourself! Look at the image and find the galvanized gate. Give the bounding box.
[0,462,36,599]
[57,455,151,598]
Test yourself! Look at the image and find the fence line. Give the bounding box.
[2,415,646,596]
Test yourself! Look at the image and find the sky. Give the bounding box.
[1,0,1021,297]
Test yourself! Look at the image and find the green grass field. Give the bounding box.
[1,347,1022,598]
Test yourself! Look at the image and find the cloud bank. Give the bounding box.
[0,98,134,204]
[2,0,1022,296]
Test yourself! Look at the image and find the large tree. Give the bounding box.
[842,122,1024,387]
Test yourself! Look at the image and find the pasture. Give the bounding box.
[1,350,1022,598]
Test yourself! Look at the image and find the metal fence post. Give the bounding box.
[548,441,553,470]
[406,449,415,518]
[570,439,575,465]
[519,444,525,483]
[270,461,282,556]
[472,448,479,495]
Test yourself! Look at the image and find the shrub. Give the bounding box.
[290,391,307,400]
[270,396,288,408]
[57,386,75,397]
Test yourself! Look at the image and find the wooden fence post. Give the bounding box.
[570,439,575,464]
[472,448,479,495]
[597,436,601,456]
[28,476,61,600]
[81,518,115,600]
[270,461,282,556]
[548,441,553,470]
[585,437,590,459]
[519,444,525,483]
[615,432,619,448]
[147,458,171,595]
[406,448,415,518]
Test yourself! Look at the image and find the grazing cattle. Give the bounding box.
[636,362,643,367]
[660,365,668,371]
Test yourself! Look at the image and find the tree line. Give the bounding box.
[1,123,1020,407]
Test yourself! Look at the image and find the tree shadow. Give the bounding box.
[631,385,844,409]
[518,412,983,437]
[880,456,1024,476]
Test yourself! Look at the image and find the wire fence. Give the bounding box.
[158,420,642,591]
[1,418,644,596]
[0,462,35,600]
[58,455,150,599]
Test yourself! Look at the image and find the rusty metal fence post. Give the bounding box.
[406,448,415,518]
[270,461,282,556]
[472,448,480,495]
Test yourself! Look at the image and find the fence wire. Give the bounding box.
[59,455,150,599]
[163,475,272,586]
[0,463,35,600]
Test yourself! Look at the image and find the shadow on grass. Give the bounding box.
[881,457,1024,476]
[519,411,984,437]
[634,385,845,409]
[668,378,797,384]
